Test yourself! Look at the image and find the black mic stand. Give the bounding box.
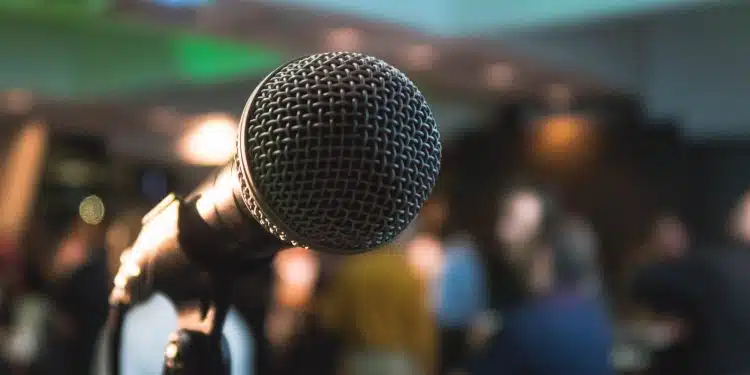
[162,277,233,375]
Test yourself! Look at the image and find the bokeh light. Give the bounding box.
[178,113,237,166]
[78,195,106,225]
[274,247,319,308]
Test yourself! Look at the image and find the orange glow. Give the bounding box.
[532,114,594,165]
[274,247,319,308]
[539,115,586,150]
[0,121,48,242]
[406,234,443,281]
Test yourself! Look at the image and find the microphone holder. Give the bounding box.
[162,273,234,375]
[162,328,231,375]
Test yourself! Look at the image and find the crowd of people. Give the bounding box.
[1,182,749,375]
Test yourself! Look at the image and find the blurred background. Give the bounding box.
[0,0,749,375]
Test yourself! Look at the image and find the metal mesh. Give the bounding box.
[238,52,441,253]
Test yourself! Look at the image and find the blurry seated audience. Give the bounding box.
[318,227,437,375]
[94,208,255,375]
[633,193,750,375]
[31,217,110,375]
[470,185,614,375]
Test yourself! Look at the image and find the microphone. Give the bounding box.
[111,52,442,305]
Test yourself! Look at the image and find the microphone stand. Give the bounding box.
[162,276,233,375]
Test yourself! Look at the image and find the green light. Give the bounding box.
[172,36,282,83]
[0,0,111,16]
[0,5,285,96]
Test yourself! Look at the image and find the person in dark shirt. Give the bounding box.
[634,245,750,375]
[633,194,750,375]
[630,214,694,375]
[471,185,614,375]
[634,195,750,375]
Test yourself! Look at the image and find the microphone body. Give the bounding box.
[112,52,441,306]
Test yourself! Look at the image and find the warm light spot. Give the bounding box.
[532,114,594,165]
[540,115,585,150]
[274,247,319,308]
[79,195,105,225]
[165,343,179,359]
[178,114,237,166]
[406,234,443,281]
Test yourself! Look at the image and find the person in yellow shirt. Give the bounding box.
[317,229,437,375]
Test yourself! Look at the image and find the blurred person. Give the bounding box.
[30,217,110,375]
[639,214,690,265]
[230,268,273,375]
[470,185,614,375]
[556,215,604,299]
[435,231,486,375]
[317,226,437,375]
[1,220,59,375]
[629,214,692,375]
[265,247,319,354]
[93,208,255,375]
[406,234,444,288]
[405,198,447,305]
[269,259,342,375]
[633,195,750,375]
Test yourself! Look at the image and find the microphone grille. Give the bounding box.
[237,52,441,253]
